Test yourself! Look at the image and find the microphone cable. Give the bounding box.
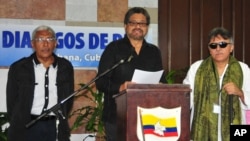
[82,134,95,141]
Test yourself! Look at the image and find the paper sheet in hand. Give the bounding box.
[132,69,164,84]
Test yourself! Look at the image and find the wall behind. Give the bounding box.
[0,0,158,45]
[158,0,250,75]
[0,0,159,136]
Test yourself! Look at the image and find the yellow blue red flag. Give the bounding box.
[137,106,181,141]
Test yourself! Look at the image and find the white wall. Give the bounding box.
[0,69,8,112]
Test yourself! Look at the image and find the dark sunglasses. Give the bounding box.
[208,42,231,49]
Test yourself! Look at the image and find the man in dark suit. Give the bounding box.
[6,25,74,141]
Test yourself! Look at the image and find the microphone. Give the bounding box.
[128,47,135,62]
[126,54,134,62]
[26,54,132,128]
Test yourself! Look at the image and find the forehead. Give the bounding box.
[210,35,229,42]
[35,30,53,37]
[129,13,146,21]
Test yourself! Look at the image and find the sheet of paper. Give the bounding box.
[132,69,164,84]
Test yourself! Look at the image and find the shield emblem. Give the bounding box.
[137,106,181,141]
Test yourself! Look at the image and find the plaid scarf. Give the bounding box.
[191,56,242,141]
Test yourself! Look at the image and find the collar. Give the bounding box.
[124,35,147,50]
[32,53,58,68]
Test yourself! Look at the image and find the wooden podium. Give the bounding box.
[114,84,191,141]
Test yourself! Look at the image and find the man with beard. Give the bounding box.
[96,7,166,141]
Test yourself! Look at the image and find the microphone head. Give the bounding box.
[120,55,133,64]
[127,55,134,62]
[120,59,125,63]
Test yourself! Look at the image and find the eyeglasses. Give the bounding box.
[128,21,148,27]
[208,42,232,49]
[33,37,56,43]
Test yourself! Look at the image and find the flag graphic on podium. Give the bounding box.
[137,106,181,141]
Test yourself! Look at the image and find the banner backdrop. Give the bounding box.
[0,25,153,68]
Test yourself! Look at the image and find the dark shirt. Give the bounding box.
[96,35,166,123]
[6,53,74,141]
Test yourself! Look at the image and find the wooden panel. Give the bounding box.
[158,0,170,71]
[244,0,250,64]
[233,0,244,61]
[189,0,202,63]
[170,0,190,70]
[159,0,250,80]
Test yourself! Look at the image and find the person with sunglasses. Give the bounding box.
[183,27,250,141]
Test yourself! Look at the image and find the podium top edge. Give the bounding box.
[113,84,191,98]
[127,83,190,89]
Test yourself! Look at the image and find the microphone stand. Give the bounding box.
[26,55,133,128]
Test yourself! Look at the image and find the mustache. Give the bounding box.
[132,28,143,32]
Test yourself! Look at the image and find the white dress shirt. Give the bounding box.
[183,60,250,141]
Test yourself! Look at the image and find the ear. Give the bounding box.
[230,44,234,52]
[31,41,35,49]
[54,41,57,47]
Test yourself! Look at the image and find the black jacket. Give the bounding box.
[6,53,74,141]
[96,35,166,123]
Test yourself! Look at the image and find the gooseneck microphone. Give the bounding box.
[26,54,133,128]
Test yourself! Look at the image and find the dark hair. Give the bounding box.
[208,27,233,43]
[124,7,150,25]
